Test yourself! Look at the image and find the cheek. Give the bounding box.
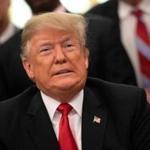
[35,55,54,67]
[34,62,50,74]
[30,58,51,76]
[74,56,88,72]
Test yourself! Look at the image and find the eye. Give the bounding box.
[64,42,73,47]
[63,41,76,51]
[39,45,53,54]
[65,43,74,48]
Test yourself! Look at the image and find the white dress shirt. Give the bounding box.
[41,90,84,150]
[118,0,150,87]
[0,23,17,45]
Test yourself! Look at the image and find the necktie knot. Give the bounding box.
[57,103,72,115]
[132,8,143,18]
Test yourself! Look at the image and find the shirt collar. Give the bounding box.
[118,0,150,20]
[41,90,84,120]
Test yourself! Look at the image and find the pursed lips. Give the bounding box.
[53,69,74,76]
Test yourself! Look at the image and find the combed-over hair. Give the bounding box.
[21,12,88,59]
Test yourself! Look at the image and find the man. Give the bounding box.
[0,12,149,150]
[87,0,150,102]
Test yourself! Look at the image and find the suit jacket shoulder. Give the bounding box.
[0,85,60,150]
[0,85,37,133]
[86,77,145,106]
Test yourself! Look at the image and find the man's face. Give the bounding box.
[23,27,88,99]
[121,0,142,5]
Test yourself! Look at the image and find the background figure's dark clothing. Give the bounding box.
[86,15,137,85]
[0,78,149,150]
[0,16,136,101]
[0,30,33,101]
[86,0,119,23]
[86,0,139,78]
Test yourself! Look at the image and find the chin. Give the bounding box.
[54,78,83,91]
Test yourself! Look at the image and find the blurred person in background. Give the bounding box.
[87,0,150,103]
[0,0,66,101]
[0,0,18,45]
[86,14,137,86]
[25,0,67,14]
[0,0,137,101]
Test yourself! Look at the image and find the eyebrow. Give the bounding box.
[37,34,75,47]
[38,43,53,48]
[58,36,72,44]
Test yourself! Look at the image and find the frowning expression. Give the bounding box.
[23,27,88,97]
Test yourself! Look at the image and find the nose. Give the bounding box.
[54,44,66,64]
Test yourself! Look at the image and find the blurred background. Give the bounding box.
[10,0,108,28]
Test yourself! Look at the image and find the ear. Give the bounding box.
[85,48,89,69]
[22,59,35,80]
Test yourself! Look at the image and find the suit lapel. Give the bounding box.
[82,87,108,150]
[23,80,108,150]
[24,91,60,150]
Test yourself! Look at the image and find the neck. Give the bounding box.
[43,85,84,103]
[49,89,81,103]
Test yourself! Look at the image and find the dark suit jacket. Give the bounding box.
[0,78,149,150]
[0,16,137,101]
[86,0,138,80]
[86,15,136,85]
[87,0,119,25]
[0,30,33,101]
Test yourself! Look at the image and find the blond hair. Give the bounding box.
[21,12,87,59]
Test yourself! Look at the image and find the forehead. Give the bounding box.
[29,27,77,43]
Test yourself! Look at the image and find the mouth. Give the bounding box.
[53,69,74,76]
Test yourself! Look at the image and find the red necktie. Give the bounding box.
[133,8,150,87]
[57,103,78,150]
